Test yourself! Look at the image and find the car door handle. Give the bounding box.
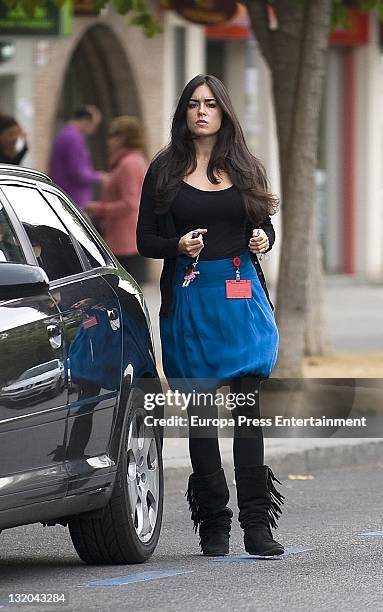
[46,324,62,350]
[107,308,120,331]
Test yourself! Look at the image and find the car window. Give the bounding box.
[2,185,83,281]
[18,360,60,380]
[0,203,26,264]
[43,191,112,269]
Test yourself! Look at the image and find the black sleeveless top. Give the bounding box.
[171,182,248,260]
[136,162,275,316]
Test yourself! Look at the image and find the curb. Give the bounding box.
[163,438,383,494]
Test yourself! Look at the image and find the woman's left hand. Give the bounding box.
[85,202,103,217]
[248,228,269,254]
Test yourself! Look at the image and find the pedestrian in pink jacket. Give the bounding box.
[85,116,147,283]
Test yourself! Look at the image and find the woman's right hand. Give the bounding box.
[177,228,207,257]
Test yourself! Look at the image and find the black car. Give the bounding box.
[0,164,163,564]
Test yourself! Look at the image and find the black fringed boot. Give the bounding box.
[235,465,285,556]
[185,468,233,556]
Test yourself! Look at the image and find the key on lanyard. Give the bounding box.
[233,256,241,280]
[182,253,200,287]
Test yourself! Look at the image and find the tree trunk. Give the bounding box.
[245,0,332,377]
[304,204,330,356]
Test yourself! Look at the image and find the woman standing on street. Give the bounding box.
[85,116,147,284]
[137,75,284,557]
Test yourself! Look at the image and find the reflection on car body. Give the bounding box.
[0,359,64,406]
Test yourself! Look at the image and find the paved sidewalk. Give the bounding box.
[163,436,383,492]
[140,274,383,487]
[323,274,383,352]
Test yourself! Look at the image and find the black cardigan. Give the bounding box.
[136,164,276,317]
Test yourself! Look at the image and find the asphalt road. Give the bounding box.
[0,463,382,612]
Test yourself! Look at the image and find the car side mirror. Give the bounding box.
[0,263,49,300]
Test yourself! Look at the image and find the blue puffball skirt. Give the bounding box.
[160,251,279,392]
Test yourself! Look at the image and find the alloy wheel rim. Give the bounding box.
[126,410,159,542]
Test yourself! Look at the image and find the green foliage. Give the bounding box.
[332,0,350,29]
[359,0,383,19]
[128,11,162,36]
[112,0,131,14]
[332,0,383,28]
[128,0,162,36]
[2,0,17,8]
[93,0,108,11]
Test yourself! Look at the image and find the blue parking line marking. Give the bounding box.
[280,546,313,556]
[82,568,193,586]
[210,547,313,562]
[358,530,383,537]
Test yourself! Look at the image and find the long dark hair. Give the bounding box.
[152,74,278,224]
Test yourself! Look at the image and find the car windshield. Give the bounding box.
[18,360,59,380]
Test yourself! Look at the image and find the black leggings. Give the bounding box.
[187,375,264,476]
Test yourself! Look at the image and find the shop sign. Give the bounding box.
[205,5,369,45]
[74,0,100,16]
[0,0,72,36]
[162,0,237,26]
[329,8,369,46]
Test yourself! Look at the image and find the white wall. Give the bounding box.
[0,39,34,167]
[355,13,383,280]
[224,39,246,122]
[162,12,205,145]
[323,49,343,273]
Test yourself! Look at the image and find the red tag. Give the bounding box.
[82,315,98,329]
[232,256,241,268]
[226,280,252,299]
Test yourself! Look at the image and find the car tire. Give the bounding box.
[68,387,163,564]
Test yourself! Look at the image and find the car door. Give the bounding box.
[52,271,123,495]
[0,195,68,510]
[1,183,123,495]
[44,189,161,463]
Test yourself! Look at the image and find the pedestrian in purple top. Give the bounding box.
[49,105,103,208]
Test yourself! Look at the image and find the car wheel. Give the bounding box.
[68,387,163,564]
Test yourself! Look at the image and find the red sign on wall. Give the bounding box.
[205,4,369,46]
[329,8,369,46]
[205,3,249,39]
